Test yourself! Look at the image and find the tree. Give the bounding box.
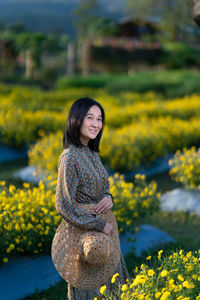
[126,0,196,43]
[7,21,27,34]
[73,0,114,76]
[73,0,99,76]
[16,32,67,80]
[17,33,46,79]
[0,31,19,77]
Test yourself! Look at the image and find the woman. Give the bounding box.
[51,97,130,299]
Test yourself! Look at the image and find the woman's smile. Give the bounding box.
[89,129,98,134]
[80,105,103,146]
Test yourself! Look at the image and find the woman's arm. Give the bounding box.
[55,150,106,232]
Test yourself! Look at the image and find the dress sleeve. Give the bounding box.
[105,176,110,194]
[55,150,106,232]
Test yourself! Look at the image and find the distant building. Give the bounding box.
[115,16,159,38]
[89,17,162,73]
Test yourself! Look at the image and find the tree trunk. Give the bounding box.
[80,41,90,77]
[26,49,33,80]
[193,0,200,26]
[67,41,75,75]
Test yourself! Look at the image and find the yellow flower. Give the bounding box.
[160,270,168,277]
[160,291,170,300]
[155,292,161,299]
[3,257,8,263]
[100,285,106,294]
[146,256,151,260]
[121,284,128,292]
[94,298,97,300]
[111,272,119,283]
[182,281,193,289]
[177,275,184,281]
[169,279,174,285]
[196,293,200,300]
[148,270,155,277]
[158,249,163,259]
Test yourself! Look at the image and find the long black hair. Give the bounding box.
[63,97,105,152]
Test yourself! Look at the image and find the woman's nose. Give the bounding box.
[91,119,98,127]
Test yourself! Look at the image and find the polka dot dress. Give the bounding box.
[54,144,130,300]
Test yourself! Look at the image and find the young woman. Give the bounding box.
[51,97,130,299]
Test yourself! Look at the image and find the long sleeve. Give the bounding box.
[105,176,110,194]
[55,150,106,232]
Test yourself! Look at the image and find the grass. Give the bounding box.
[20,280,68,300]
[143,210,200,251]
[146,170,183,193]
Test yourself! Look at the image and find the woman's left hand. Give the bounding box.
[95,195,113,214]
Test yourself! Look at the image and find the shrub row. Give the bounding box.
[29,115,200,173]
[56,70,200,98]
[0,174,159,265]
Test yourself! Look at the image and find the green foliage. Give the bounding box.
[161,42,200,69]
[55,74,116,89]
[73,0,99,37]
[105,70,200,98]
[126,0,196,43]
[55,70,200,98]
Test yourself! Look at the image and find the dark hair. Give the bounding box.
[63,97,105,152]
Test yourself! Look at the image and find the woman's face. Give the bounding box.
[80,105,103,146]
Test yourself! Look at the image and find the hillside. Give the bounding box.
[0,0,125,35]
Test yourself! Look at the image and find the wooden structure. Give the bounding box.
[193,0,200,26]
[115,17,159,38]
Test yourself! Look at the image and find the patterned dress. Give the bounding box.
[55,144,130,300]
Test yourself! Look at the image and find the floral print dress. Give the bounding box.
[55,144,130,300]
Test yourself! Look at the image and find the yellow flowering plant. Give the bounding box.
[169,146,200,189]
[104,249,200,299]
[0,170,159,264]
[0,180,59,265]
[110,173,160,233]
[2,82,200,172]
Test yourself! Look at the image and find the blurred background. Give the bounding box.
[2,1,200,300]
[0,0,199,85]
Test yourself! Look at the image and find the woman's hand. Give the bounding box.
[103,222,113,236]
[95,195,113,214]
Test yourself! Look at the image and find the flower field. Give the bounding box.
[1,85,200,173]
[0,173,160,265]
[1,81,200,300]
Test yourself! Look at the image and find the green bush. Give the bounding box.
[55,74,117,89]
[161,42,200,69]
[105,70,200,98]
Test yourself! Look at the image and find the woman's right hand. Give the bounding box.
[103,222,113,236]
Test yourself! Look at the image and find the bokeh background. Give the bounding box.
[2,1,200,299]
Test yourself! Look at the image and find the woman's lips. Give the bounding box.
[89,129,98,134]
